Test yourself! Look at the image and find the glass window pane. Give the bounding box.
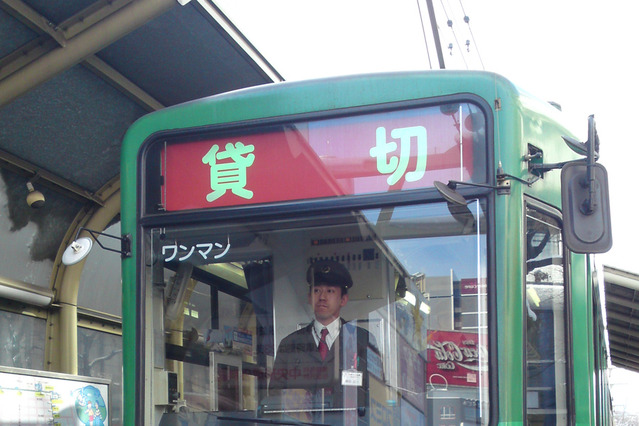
[78,221,122,317]
[525,207,569,425]
[0,170,81,288]
[0,311,45,370]
[146,200,488,425]
[78,328,123,426]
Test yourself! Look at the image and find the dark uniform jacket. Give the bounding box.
[268,319,373,420]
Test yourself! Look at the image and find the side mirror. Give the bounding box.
[561,161,612,253]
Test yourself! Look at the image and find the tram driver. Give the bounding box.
[267,260,373,422]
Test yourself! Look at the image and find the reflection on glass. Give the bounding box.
[155,102,487,212]
[217,364,239,411]
[78,328,123,426]
[78,221,122,316]
[146,201,488,425]
[0,312,45,370]
[525,207,568,425]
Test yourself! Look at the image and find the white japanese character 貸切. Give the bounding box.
[369,126,427,185]
[202,142,255,202]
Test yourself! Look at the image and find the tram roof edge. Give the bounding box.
[121,70,535,141]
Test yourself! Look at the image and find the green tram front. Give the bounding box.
[120,72,611,425]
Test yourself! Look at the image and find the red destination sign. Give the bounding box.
[161,105,482,211]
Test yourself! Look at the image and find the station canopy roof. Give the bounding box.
[604,266,639,373]
[0,0,281,261]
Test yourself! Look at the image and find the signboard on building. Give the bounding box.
[0,366,110,425]
[426,330,487,388]
[460,277,487,295]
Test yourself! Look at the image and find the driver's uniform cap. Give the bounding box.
[306,260,353,290]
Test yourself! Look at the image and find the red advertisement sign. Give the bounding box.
[161,105,482,211]
[426,330,487,388]
[460,278,488,295]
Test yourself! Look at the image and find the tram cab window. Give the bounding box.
[145,200,489,425]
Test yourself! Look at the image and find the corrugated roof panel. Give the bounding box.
[22,0,100,25]
[0,8,39,57]
[0,64,147,191]
[97,4,272,106]
[605,266,639,373]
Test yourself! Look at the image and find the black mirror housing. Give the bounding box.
[561,161,612,253]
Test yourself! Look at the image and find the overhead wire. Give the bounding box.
[416,0,434,69]
[458,0,485,70]
[440,0,468,68]
[414,0,485,71]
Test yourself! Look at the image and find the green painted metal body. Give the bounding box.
[120,70,606,424]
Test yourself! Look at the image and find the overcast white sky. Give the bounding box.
[216,0,637,272]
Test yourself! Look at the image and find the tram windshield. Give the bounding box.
[144,199,488,425]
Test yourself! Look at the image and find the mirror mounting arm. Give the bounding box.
[582,115,599,215]
[528,161,571,175]
[496,165,536,187]
[74,226,132,259]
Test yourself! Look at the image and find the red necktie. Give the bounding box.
[318,328,329,360]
